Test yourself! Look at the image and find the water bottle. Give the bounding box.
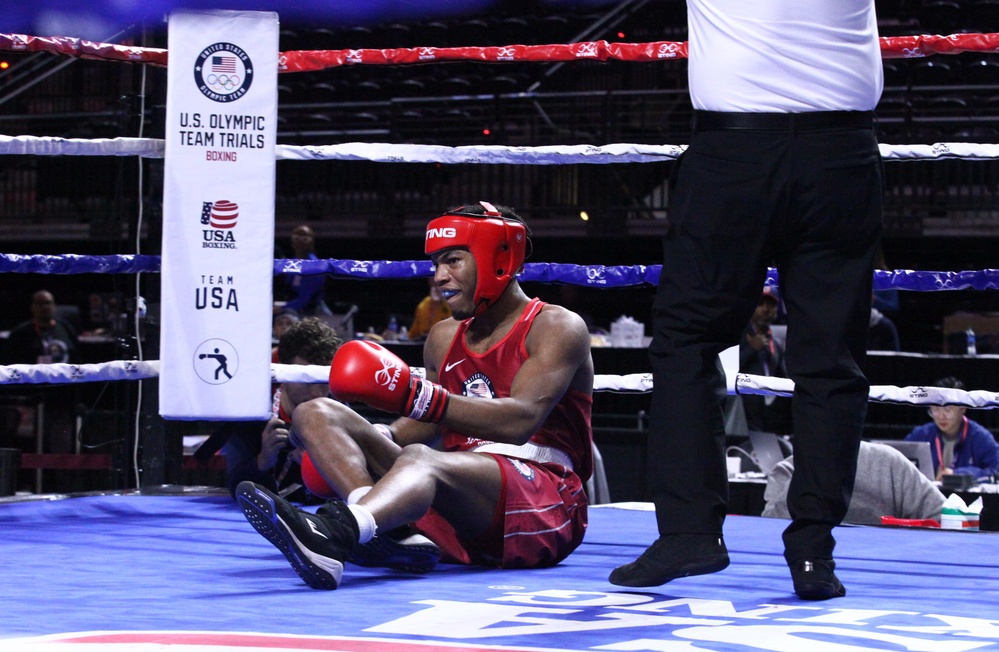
[966,328,977,356]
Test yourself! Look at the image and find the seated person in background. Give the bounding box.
[218,318,341,501]
[2,289,81,463]
[235,201,594,590]
[407,276,452,339]
[272,308,300,346]
[4,289,78,364]
[868,293,900,351]
[724,286,792,434]
[904,377,999,481]
[280,224,333,317]
[763,441,945,526]
[271,307,300,366]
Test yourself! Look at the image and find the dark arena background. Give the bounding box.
[3,2,999,649]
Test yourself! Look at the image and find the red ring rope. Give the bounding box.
[1,32,998,71]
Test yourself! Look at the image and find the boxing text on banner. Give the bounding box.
[159,10,278,419]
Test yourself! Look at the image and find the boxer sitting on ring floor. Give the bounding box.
[236,201,595,590]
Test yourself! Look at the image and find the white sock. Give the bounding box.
[346,486,372,505]
[348,503,377,544]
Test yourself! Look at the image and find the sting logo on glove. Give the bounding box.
[329,340,451,423]
[374,357,403,391]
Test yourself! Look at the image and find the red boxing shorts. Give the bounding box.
[414,454,588,568]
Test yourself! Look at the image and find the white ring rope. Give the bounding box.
[3,135,999,163]
[0,360,161,384]
[2,105,998,412]
[1,360,997,409]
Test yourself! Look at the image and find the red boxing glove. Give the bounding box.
[300,451,336,500]
[329,340,450,423]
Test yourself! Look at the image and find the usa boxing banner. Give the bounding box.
[160,10,278,419]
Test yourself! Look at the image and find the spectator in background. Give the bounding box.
[1,290,81,470]
[407,277,452,340]
[272,308,300,346]
[4,290,78,365]
[725,286,792,435]
[868,293,900,352]
[280,224,332,317]
[763,441,945,526]
[904,377,999,481]
[214,318,342,502]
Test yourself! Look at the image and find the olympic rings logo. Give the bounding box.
[206,73,241,91]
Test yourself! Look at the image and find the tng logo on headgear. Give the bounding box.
[426,227,457,240]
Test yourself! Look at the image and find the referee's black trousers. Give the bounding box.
[647,111,883,563]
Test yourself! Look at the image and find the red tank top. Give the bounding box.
[438,298,593,481]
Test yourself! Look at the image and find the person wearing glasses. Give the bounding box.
[904,377,999,481]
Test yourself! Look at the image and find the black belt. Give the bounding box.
[692,110,874,132]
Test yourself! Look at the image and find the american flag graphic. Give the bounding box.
[211,56,237,73]
[210,200,239,229]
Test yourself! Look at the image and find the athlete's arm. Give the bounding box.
[438,304,592,445]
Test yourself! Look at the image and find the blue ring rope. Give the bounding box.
[1,253,998,291]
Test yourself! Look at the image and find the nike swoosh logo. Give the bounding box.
[444,358,466,373]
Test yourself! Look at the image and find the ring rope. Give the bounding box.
[1,361,996,410]
[2,32,998,70]
[3,137,999,163]
[1,31,996,410]
[2,254,998,293]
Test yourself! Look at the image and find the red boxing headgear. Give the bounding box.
[424,202,528,317]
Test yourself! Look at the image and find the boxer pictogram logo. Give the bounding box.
[195,339,239,384]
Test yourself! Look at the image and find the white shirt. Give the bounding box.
[687,0,883,113]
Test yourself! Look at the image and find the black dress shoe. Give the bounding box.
[609,534,729,588]
[790,559,846,600]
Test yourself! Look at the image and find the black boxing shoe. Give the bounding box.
[609,534,730,587]
[348,525,441,574]
[789,558,846,600]
[237,481,358,590]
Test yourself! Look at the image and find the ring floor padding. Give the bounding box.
[2,493,999,651]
